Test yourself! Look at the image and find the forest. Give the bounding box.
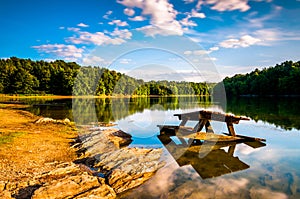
[0,57,211,96]
[216,60,300,96]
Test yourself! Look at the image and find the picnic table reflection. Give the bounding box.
[158,134,264,179]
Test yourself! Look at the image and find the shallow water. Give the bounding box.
[4,96,300,198]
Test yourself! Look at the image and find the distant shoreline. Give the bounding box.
[231,94,300,98]
[0,94,211,99]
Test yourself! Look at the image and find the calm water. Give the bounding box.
[3,96,300,198]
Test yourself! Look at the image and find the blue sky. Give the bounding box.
[1,0,300,81]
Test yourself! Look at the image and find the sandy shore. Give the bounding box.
[0,104,78,182]
[0,103,164,199]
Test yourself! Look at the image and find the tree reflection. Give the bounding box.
[226,97,300,130]
[10,96,300,130]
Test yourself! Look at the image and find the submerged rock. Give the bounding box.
[35,117,71,125]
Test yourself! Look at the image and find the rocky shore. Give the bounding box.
[0,113,165,198]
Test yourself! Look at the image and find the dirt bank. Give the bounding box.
[0,104,78,197]
[0,104,164,199]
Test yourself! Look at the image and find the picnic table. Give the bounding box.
[158,110,266,142]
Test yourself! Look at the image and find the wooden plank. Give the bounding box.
[177,126,195,136]
[228,144,236,156]
[244,141,266,149]
[226,122,236,136]
[205,120,214,133]
[157,125,179,130]
[223,132,266,142]
[180,132,244,142]
[179,116,189,126]
[193,119,206,132]
[174,110,250,124]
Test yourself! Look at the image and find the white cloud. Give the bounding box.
[253,29,279,45]
[183,49,206,55]
[183,50,192,55]
[108,19,129,27]
[66,31,126,46]
[103,10,113,19]
[196,0,251,12]
[184,47,219,55]
[280,32,300,41]
[32,44,84,59]
[246,6,281,28]
[180,17,197,27]
[184,0,195,3]
[77,23,89,28]
[124,8,135,16]
[215,28,300,50]
[119,58,132,64]
[129,16,146,21]
[118,0,184,36]
[209,46,219,51]
[67,27,80,32]
[111,28,132,39]
[59,26,65,30]
[208,57,217,61]
[252,28,300,46]
[252,0,272,2]
[180,9,205,27]
[219,35,261,48]
[191,9,206,18]
[250,188,288,199]
[66,26,133,46]
[137,23,183,37]
[193,50,209,55]
[82,55,106,66]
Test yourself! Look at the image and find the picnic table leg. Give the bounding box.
[179,117,189,126]
[205,120,214,133]
[227,122,236,136]
[193,119,207,132]
[228,144,236,156]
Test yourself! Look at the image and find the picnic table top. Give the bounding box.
[174,110,250,124]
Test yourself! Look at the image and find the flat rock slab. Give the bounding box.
[32,172,116,199]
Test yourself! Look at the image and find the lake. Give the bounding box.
[4,96,300,198]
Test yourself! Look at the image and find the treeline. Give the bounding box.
[0,57,80,95]
[226,97,300,130]
[0,57,211,96]
[217,61,300,96]
[66,66,212,96]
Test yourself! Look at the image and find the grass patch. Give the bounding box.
[0,131,26,145]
